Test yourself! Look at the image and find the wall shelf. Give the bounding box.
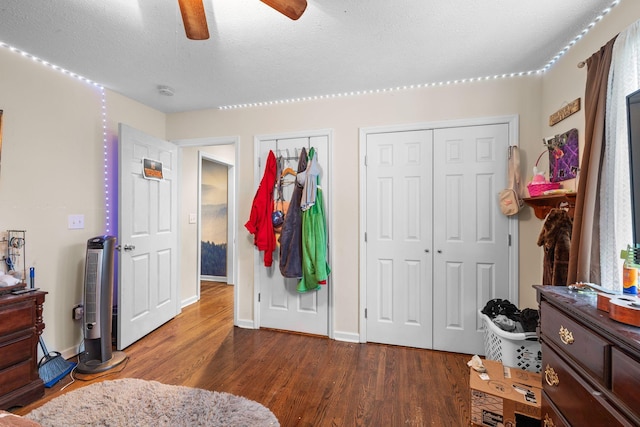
[523,193,576,219]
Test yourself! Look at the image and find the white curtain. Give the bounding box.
[601,20,640,291]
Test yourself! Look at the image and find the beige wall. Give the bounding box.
[0,48,165,356]
[0,48,105,353]
[1,0,638,355]
[167,76,544,336]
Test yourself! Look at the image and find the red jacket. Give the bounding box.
[245,150,277,267]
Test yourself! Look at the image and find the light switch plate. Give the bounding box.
[68,214,85,229]
[189,213,197,224]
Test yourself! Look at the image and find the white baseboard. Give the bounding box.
[235,318,256,329]
[181,295,199,308]
[59,345,81,362]
[333,330,360,343]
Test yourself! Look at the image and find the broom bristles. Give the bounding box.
[39,352,76,388]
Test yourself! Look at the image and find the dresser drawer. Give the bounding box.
[0,361,31,396]
[0,335,32,371]
[542,343,633,426]
[0,300,34,337]
[540,301,610,383]
[612,347,640,420]
[541,391,570,427]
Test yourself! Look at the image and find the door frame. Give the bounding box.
[198,153,233,283]
[358,115,520,344]
[252,128,334,338]
[173,136,239,326]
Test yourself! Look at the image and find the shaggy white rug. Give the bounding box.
[25,378,279,427]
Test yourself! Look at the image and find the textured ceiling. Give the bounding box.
[0,0,619,113]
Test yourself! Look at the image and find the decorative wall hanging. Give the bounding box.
[547,128,579,182]
[549,98,581,126]
[142,158,164,180]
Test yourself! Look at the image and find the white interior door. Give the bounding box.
[118,124,179,349]
[256,134,330,336]
[365,130,433,348]
[432,124,510,354]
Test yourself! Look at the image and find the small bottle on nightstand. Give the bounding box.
[621,247,638,295]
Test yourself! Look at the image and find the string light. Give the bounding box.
[101,87,113,235]
[216,69,538,110]
[0,0,621,115]
[219,0,620,110]
[542,0,619,72]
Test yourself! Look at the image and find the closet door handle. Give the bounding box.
[437,250,442,254]
[424,249,430,253]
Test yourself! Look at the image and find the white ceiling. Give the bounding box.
[0,0,618,113]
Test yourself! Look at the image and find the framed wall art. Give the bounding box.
[548,128,579,182]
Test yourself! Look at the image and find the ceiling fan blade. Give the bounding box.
[178,0,210,40]
[260,0,307,20]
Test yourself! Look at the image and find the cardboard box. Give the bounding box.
[470,358,542,427]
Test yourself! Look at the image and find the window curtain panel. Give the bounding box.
[601,21,640,291]
[568,36,617,285]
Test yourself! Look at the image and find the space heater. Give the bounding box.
[76,235,127,374]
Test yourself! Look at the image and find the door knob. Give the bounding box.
[123,244,136,252]
[424,249,430,253]
[437,250,442,254]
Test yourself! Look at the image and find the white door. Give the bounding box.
[118,124,179,349]
[365,130,433,348]
[257,135,330,336]
[432,124,510,354]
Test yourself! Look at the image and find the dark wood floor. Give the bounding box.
[14,282,472,426]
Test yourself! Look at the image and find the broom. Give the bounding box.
[30,267,76,387]
[38,336,76,388]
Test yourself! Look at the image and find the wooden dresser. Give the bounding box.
[0,290,46,410]
[535,285,640,426]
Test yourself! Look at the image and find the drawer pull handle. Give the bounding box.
[545,365,559,387]
[559,325,574,345]
[544,414,556,427]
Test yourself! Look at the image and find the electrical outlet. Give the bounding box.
[72,305,84,320]
[68,214,85,229]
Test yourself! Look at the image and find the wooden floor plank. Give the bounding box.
[12,282,472,425]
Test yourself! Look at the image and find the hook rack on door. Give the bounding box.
[274,138,313,161]
[275,147,300,161]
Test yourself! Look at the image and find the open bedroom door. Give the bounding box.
[117,124,180,349]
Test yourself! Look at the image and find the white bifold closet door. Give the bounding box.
[365,124,511,355]
[257,134,330,336]
[431,124,511,354]
[365,130,434,348]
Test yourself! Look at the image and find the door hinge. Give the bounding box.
[258,293,261,302]
[258,157,261,168]
[508,234,512,246]
[364,155,368,166]
[364,232,367,242]
[364,308,367,319]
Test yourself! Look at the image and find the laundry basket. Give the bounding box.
[479,310,542,373]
